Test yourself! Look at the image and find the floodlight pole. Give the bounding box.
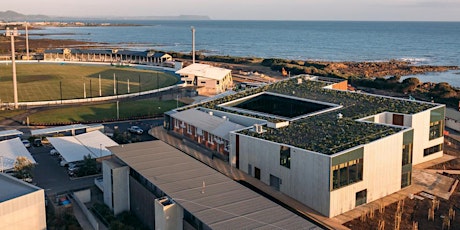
[191,26,195,64]
[25,22,29,60]
[99,74,102,97]
[4,27,20,109]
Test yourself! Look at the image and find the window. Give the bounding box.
[402,143,413,166]
[424,144,443,156]
[174,119,179,128]
[216,80,220,85]
[248,164,252,176]
[401,171,412,188]
[280,146,291,168]
[186,124,192,134]
[355,189,367,207]
[255,167,261,180]
[331,158,363,190]
[186,80,192,84]
[207,132,214,144]
[201,81,206,84]
[429,120,443,140]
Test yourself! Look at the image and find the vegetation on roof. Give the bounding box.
[178,77,437,154]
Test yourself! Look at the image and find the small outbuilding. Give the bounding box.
[176,63,233,95]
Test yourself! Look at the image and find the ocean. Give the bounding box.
[29,20,460,87]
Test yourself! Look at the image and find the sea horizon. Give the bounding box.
[27,20,460,87]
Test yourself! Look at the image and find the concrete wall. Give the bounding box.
[130,176,157,230]
[234,133,331,216]
[411,107,444,165]
[329,132,404,217]
[154,197,183,230]
[0,189,46,230]
[103,162,130,215]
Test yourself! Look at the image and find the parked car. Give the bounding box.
[50,149,59,156]
[33,139,42,147]
[128,126,143,134]
[22,140,31,148]
[60,159,69,167]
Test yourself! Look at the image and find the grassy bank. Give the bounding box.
[0,63,178,102]
[28,99,185,124]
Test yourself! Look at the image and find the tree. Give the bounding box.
[78,154,98,176]
[13,156,34,180]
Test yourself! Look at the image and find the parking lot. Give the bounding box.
[30,141,99,195]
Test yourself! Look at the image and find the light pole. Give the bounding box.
[4,27,20,109]
[25,22,29,60]
[191,26,196,64]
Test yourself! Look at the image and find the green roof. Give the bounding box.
[179,76,437,155]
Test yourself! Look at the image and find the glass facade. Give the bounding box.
[429,107,445,140]
[332,158,363,190]
[331,147,364,190]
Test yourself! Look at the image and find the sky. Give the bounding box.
[3,0,460,21]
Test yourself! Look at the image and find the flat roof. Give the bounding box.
[0,138,36,171]
[48,131,118,162]
[0,173,40,202]
[0,129,23,138]
[180,76,437,154]
[176,63,231,81]
[31,124,90,136]
[170,109,245,140]
[110,141,318,230]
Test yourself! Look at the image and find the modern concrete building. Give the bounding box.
[0,173,46,230]
[105,141,320,229]
[164,75,445,217]
[43,48,172,66]
[176,63,233,95]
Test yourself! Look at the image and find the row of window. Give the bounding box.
[331,158,364,190]
[424,144,443,156]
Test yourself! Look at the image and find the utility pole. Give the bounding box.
[60,81,63,104]
[4,27,20,109]
[127,78,130,93]
[99,74,102,97]
[191,26,196,64]
[25,22,29,60]
[113,73,116,95]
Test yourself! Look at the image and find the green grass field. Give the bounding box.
[0,63,179,102]
[28,99,185,124]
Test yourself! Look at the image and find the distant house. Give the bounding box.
[176,63,233,95]
[43,48,172,66]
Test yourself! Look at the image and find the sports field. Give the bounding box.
[27,99,185,124]
[0,63,179,102]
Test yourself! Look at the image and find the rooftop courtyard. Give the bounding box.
[178,76,437,155]
[223,93,335,119]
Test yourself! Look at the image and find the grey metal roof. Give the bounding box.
[110,141,319,230]
[0,173,40,202]
[446,108,460,121]
[171,109,245,140]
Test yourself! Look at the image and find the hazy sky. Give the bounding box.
[4,0,460,21]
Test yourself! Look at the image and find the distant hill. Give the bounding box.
[0,11,210,21]
[0,10,50,21]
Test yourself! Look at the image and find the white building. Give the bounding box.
[176,63,233,95]
[165,75,445,217]
[0,173,46,230]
